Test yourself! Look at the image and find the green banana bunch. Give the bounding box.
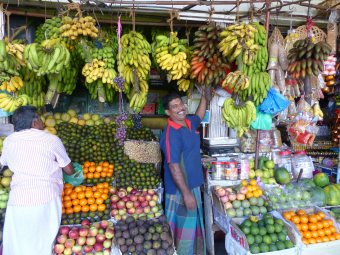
[221,71,249,92]
[253,22,267,47]
[154,32,191,83]
[85,79,116,103]
[238,72,271,106]
[24,42,70,76]
[0,92,31,113]
[0,40,20,78]
[129,91,148,113]
[221,97,256,137]
[243,46,268,76]
[19,66,47,97]
[35,17,63,43]
[219,23,257,63]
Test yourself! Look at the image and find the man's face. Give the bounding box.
[165,97,187,122]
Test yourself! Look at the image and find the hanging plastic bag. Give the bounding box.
[251,107,272,130]
[63,162,84,187]
[259,88,290,115]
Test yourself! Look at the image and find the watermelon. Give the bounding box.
[309,186,326,206]
[324,184,340,206]
[300,179,316,189]
[313,173,330,188]
[274,168,291,185]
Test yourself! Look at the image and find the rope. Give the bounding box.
[130,0,136,32]
[236,0,240,23]
[166,9,178,33]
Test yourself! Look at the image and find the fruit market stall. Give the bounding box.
[0,1,338,255]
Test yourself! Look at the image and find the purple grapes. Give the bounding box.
[114,76,125,90]
[132,114,142,130]
[115,126,127,146]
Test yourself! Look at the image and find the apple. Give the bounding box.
[135,191,141,196]
[96,233,106,243]
[155,211,163,218]
[103,239,112,249]
[98,229,105,235]
[145,195,152,201]
[118,208,126,216]
[143,206,151,214]
[147,213,155,219]
[77,237,86,246]
[138,196,145,203]
[149,200,157,207]
[92,222,100,229]
[100,220,109,229]
[111,209,119,217]
[118,189,127,198]
[216,188,226,197]
[147,189,156,195]
[59,226,70,236]
[135,207,144,214]
[116,201,125,209]
[57,234,67,244]
[81,219,91,227]
[105,227,114,239]
[54,244,65,253]
[151,206,159,213]
[109,187,117,194]
[129,195,137,202]
[63,247,72,255]
[86,236,96,246]
[130,189,137,195]
[68,229,79,239]
[95,252,103,255]
[111,203,117,209]
[121,214,127,220]
[122,197,129,203]
[126,201,134,209]
[220,196,229,203]
[152,194,159,201]
[79,226,89,237]
[133,201,140,208]
[127,207,136,214]
[94,242,103,252]
[72,245,82,254]
[103,248,111,255]
[83,245,93,253]
[89,226,98,237]
[114,214,122,221]
[141,201,149,208]
[110,195,119,203]
[65,239,75,248]
[126,186,133,193]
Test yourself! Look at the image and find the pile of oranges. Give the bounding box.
[241,179,263,198]
[82,161,114,179]
[283,209,340,245]
[62,183,110,215]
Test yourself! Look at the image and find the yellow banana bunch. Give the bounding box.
[0,93,31,113]
[6,42,26,66]
[82,59,106,83]
[219,23,258,63]
[129,91,148,113]
[60,16,98,40]
[177,78,192,92]
[0,76,24,92]
[222,71,249,92]
[154,32,191,81]
[221,97,256,137]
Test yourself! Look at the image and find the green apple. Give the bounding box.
[264,160,275,169]
[263,171,270,178]
[249,160,255,169]
[262,177,269,184]
[255,169,263,178]
[268,178,276,184]
[249,170,256,179]
[269,169,274,177]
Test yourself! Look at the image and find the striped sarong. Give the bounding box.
[165,187,206,255]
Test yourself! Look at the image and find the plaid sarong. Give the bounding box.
[165,187,206,255]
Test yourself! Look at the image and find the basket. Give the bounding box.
[295,25,326,43]
[123,140,161,164]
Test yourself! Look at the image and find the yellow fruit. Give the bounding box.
[241,180,248,186]
[250,179,257,186]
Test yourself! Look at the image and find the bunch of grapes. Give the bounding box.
[115,126,127,146]
[115,112,128,126]
[132,114,142,130]
[114,76,125,91]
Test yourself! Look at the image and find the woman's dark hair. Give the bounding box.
[12,106,39,132]
[162,93,182,110]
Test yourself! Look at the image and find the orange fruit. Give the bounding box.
[63,195,71,201]
[65,208,74,214]
[85,190,93,198]
[89,166,96,173]
[323,220,330,228]
[301,224,309,232]
[309,215,318,223]
[336,233,340,240]
[77,192,85,200]
[90,162,96,166]
[317,212,326,220]
[74,186,82,193]
[102,182,109,188]
[317,222,324,230]
[316,237,323,243]
[329,234,336,241]
[292,215,301,224]
[93,191,101,198]
[296,224,302,231]
[70,192,78,200]
[303,231,312,239]
[83,168,89,174]
[311,231,319,238]
[64,183,73,189]
[97,183,104,189]
[329,226,337,234]
[96,166,103,172]
[318,229,325,237]
[93,173,100,179]
[101,193,108,201]
[327,219,334,226]
[90,204,98,212]
[102,167,109,172]
[100,172,107,178]
[98,204,106,212]
[83,161,91,168]
[87,197,95,205]
[95,198,104,205]
[309,237,316,244]
[64,188,73,195]
[300,216,309,224]
[102,162,109,167]
[109,164,114,169]
[283,212,292,220]
[79,198,88,206]
[322,236,330,242]
[246,192,253,198]
[309,223,317,231]
[241,180,248,186]
[81,205,90,212]
[302,237,309,245]
[297,209,306,216]
[87,173,94,179]
[73,205,82,213]
[64,201,73,208]
[72,199,79,206]
[324,228,332,236]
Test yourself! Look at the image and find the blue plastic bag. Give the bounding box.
[251,107,272,130]
[259,88,289,115]
[63,162,84,187]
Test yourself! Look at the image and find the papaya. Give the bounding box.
[324,184,340,206]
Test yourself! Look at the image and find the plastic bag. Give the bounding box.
[259,87,290,115]
[287,112,319,145]
[251,107,272,130]
[267,42,279,70]
[275,66,286,92]
[63,162,84,187]
[296,97,312,113]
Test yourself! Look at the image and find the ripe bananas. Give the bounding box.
[0,76,24,92]
[6,42,26,66]
[222,71,249,92]
[0,93,31,113]
[177,78,192,92]
[154,32,191,83]
[129,91,148,113]
[221,97,256,137]
[60,16,98,40]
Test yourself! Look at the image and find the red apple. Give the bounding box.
[118,208,126,216]
[96,233,106,243]
[94,242,103,252]
[141,201,149,208]
[98,229,105,235]
[110,194,120,203]
[63,247,72,255]
[65,239,75,248]
[109,187,117,194]
[114,214,122,221]
[99,220,109,229]
[92,222,100,229]
[129,195,137,202]
[135,207,144,214]
[127,207,136,214]
[133,201,140,208]
[121,214,127,220]
[141,191,148,196]
[103,239,112,248]
[72,245,82,254]
[135,191,141,196]
[83,245,93,253]
[116,201,125,209]
[147,189,156,195]
[103,248,111,255]
[122,196,129,202]
[54,244,65,253]
[126,201,134,209]
[79,226,89,237]
[118,189,127,198]
[57,234,67,244]
[59,226,70,236]
[68,229,79,239]
[76,236,86,246]
[86,236,96,246]
[81,219,91,227]
[89,226,98,237]
[152,194,159,201]
[143,206,151,214]
[105,227,114,239]
[145,195,152,201]
[111,209,119,217]
[130,189,137,195]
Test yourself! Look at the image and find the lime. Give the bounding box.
[259,227,267,236]
[259,243,270,253]
[269,243,278,251]
[278,233,287,241]
[250,244,260,254]
[241,226,251,235]
[284,240,294,249]
[246,234,255,245]
[254,235,263,244]
[281,227,288,235]
[257,220,265,227]
[276,241,286,250]
[242,219,253,228]
[275,219,285,226]
[266,225,275,234]
[270,233,278,242]
[275,224,283,233]
[251,226,260,235]
[265,218,274,225]
[263,235,272,245]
